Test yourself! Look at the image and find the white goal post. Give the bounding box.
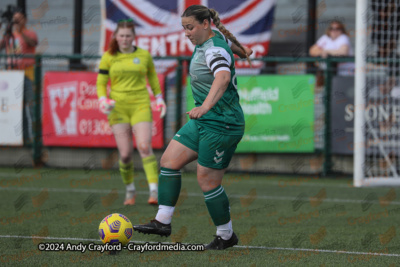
[354,0,400,186]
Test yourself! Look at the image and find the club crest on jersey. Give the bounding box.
[133,58,140,64]
[212,51,222,58]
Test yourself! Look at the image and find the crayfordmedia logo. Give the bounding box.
[347,209,389,226]
[1,249,42,263]
[0,172,41,188]
[209,248,250,262]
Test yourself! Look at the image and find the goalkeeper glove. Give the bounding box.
[98,97,115,115]
[155,94,166,119]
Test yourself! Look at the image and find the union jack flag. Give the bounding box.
[101,0,275,62]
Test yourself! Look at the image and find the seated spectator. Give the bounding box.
[309,20,354,76]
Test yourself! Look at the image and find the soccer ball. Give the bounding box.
[98,213,133,245]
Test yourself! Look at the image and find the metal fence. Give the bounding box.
[0,53,355,175]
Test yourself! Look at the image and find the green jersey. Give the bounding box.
[189,30,245,135]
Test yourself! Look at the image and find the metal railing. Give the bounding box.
[0,53,356,175]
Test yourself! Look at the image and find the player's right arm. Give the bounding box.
[187,46,232,119]
[96,52,115,114]
[96,52,111,99]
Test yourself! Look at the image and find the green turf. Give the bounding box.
[0,167,399,266]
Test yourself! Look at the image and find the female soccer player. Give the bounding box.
[96,19,166,206]
[133,5,252,250]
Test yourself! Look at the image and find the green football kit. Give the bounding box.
[173,30,245,169]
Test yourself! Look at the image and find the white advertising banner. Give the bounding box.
[0,71,24,145]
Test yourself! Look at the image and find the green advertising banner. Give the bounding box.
[186,75,315,152]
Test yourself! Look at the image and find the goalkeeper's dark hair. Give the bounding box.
[182,5,251,66]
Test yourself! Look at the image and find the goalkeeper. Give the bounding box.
[96,19,166,206]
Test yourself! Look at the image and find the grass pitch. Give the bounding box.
[0,167,399,266]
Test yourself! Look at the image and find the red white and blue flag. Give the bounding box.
[101,0,275,62]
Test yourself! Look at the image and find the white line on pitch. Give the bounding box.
[0,235,399,257]
[0,171,354,188]
[1,186,400,205]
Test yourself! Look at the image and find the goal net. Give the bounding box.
[354,0,400,186]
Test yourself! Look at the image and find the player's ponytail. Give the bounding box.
[208,8,251,66]
[108,20,136,55]
[182,5,251,66]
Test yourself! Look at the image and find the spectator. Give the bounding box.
[0,10,38,144]
[309,20,354,77]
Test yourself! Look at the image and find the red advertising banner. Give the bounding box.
[42,72,164,148]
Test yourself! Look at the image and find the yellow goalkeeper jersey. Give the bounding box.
[96,47,161,104]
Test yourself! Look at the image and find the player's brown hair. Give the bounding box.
[108,20,136,55]
[182,5,251,66]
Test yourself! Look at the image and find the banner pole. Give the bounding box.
[323,57,332,176]
[33,54,43,166]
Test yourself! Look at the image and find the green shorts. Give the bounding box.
[172,120,243,169]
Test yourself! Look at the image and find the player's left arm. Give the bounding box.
[147,53,166,118]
